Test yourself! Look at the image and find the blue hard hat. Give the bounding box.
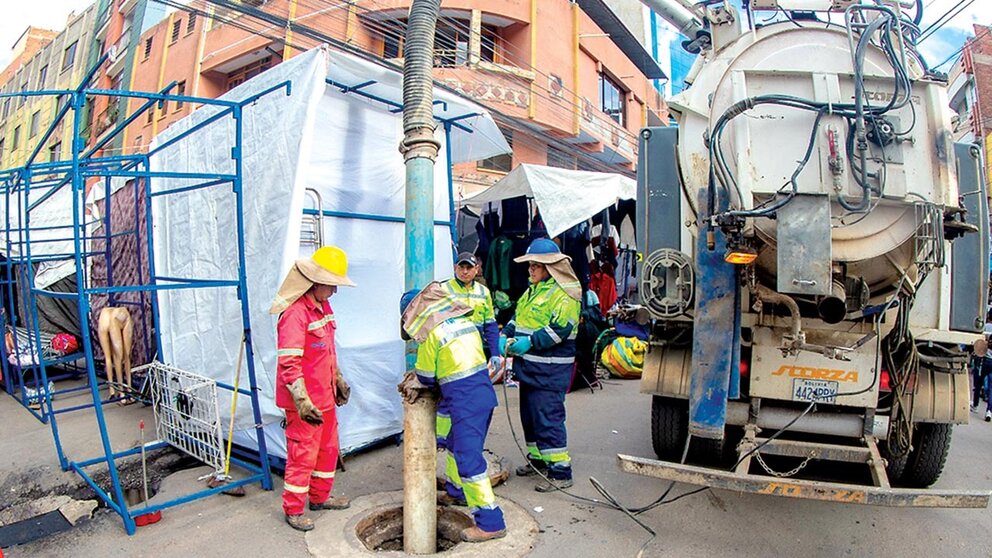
[524,238,560,256]
[400,289,420,315]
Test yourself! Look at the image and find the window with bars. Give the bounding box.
[175,81,186,110]
[29,111,40,138]
[226,56,276,91]
[477,127,513,173]
[599,72,625,127]
[144,37,153,60]
[62,41,77,71]
[381,18,498,66]
[171,19,182,43]
[187,12,197,34]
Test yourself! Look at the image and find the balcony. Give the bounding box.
[106,33,131,78]
[94,99,120,141]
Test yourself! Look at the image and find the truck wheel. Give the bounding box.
[651,396,688,461]
[899,423,953,488]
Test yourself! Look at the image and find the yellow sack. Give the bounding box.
[601,336,646,379]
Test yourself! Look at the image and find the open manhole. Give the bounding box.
[355,505,473,552]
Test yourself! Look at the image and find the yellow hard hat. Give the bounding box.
[297,245,356,287]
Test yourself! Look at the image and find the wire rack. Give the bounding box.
[141,361,224,473]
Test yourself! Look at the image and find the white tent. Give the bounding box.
[149,46,510,458]
[459,164,637,238]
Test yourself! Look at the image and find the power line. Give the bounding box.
[157,0,638,175]
[918,0,975,43]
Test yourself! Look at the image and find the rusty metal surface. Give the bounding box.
[617,454,990,508]
[749,437,870,464]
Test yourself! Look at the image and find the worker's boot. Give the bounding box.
[460,526,507,543]
[535,477,574,493]
[514,459,546,477]
[285,514,314,532]
[437,492,468,506]
[309,496,351,511]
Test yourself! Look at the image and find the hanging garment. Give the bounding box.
[589,265,617,315]
[485,236,513,292]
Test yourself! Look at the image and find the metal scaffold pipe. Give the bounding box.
[401,0,442,554]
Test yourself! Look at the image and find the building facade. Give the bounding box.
[0,8,99,168]
[122,0,666,198]
[948,24,992,188]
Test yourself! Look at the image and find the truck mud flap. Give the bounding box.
[617,454,990,508]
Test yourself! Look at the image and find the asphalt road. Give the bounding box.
[5,378,992,557]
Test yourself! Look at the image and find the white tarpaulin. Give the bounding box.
[150,46,509,459]
[460,164,637,238]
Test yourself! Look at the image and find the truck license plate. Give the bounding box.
[793,379,838,404]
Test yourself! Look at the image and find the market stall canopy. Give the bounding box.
[460,164,637,237]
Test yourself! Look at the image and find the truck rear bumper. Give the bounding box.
[617,454,990,508]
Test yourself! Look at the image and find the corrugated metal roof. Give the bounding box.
[575,0,667,80]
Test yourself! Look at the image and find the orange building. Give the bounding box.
[0,27,59,87]
[125,0,666,196]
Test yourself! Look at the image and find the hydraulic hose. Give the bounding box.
[401,0,442,161]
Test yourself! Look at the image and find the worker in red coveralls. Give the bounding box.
[269,246,355,532]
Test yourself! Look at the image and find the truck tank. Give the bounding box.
[627,0,991,507]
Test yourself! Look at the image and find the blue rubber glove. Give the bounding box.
[507,336,532,356]
[498,335,508,356]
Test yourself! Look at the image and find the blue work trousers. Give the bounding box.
[519,384,572,480]
[445,408,505,532]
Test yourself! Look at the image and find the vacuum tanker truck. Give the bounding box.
[622,0,991,507]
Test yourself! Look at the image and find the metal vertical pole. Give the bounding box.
[402,0,442,553]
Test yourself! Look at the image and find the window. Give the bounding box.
[146,107,154,124]
[175,81,186,110]
[547,145,577,170]
[38,65,48,88]
[478,128,512,173]
[187,12,197,34]
[19,83,27,107]
[3,98,9,119]
[599,72,625,127]
[171,19,182,43]
[226,56,276,91]
[433,19,471,67]
[480,24,498,63]
[382,19,406,58]
[12,126,20,150]
[62,41,78,71]
[56,93,69,114]
[133,135,142,152]
[29,111,40,138]
[0,139,5,156]
[144,37,153,60]
[49,142,60,162]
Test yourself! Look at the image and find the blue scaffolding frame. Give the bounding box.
[0,58,285,534]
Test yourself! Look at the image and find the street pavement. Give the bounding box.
[3,378,992,557]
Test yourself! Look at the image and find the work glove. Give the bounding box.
[397,372,430,404]
[287,377,323,425]
[335,373,351,407]
[488,356,505,383]
[488,356,503,371]
[506,336,532,356]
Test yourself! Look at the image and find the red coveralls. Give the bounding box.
[276,294,339,515]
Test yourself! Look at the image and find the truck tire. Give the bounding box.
[899,423,953,488]
[651,396,688,461]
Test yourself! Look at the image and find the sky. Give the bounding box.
[0,1,988,73]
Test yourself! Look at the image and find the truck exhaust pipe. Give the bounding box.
[817,281,847,325]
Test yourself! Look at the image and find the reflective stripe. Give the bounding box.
[438,323,479,347]
[514,327,535,336]
[521,354,574,365]
[543,325,562,344]
[437,364,488,385]
[283,482,309,494]
[308,315,335,331]
[311,470,335,479]
[463,471,490,484]
[278,348,304,357]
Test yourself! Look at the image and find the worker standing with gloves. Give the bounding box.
[398,282,507,543]
[502,238,581,492]
[438,253,502,465]
[270,246,355,532]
